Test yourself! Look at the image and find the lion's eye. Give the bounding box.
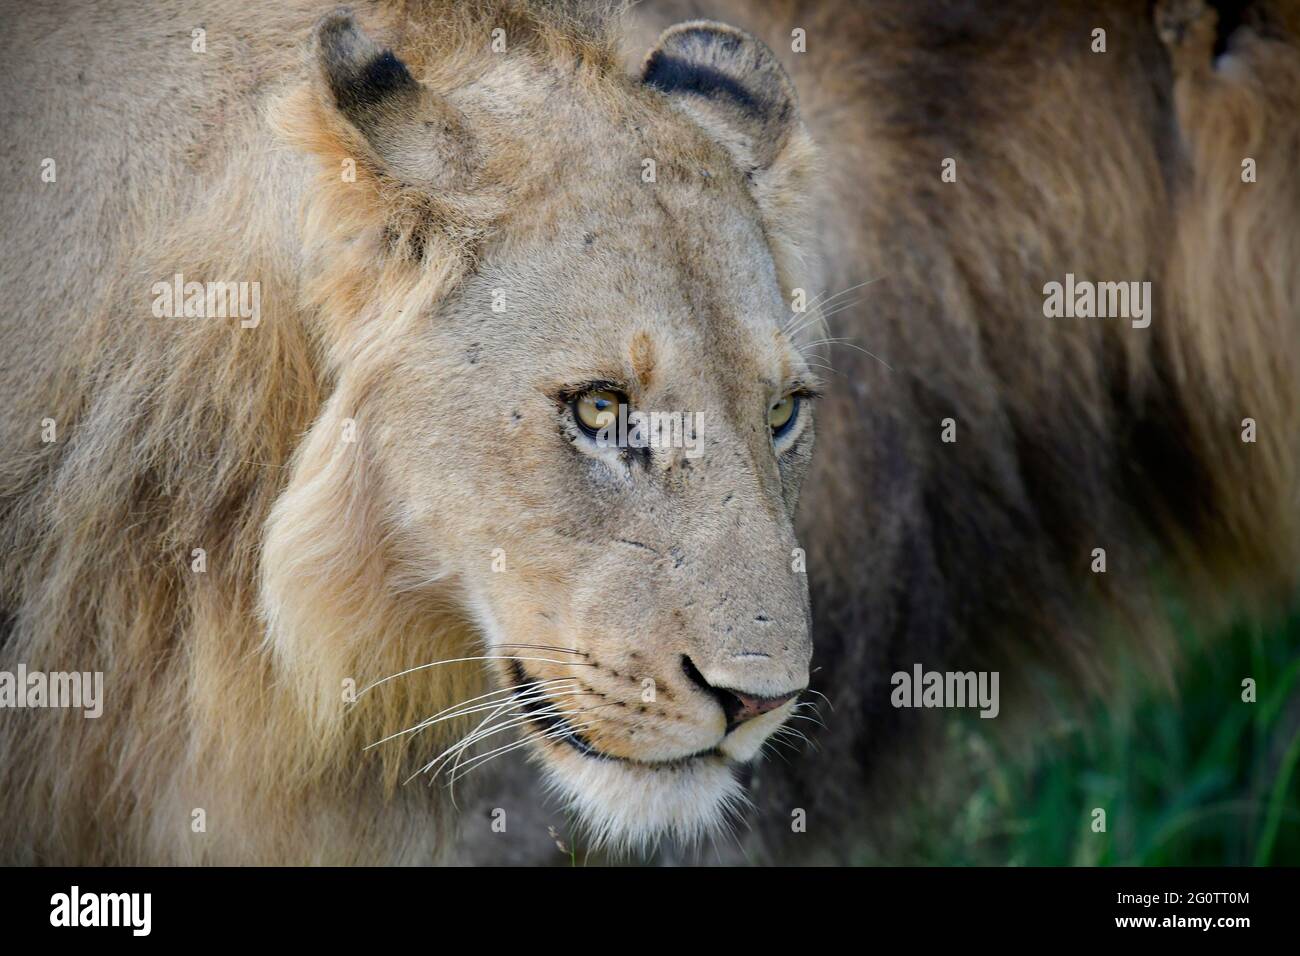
[769,394,799,438]
[574,388,624,436]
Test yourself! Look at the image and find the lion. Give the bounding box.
[1,0,1297,866]
[460,0,1300,863]
[0,0,826,863]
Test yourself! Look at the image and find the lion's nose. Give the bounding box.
[682,655,802,731]
[715,687,800,728]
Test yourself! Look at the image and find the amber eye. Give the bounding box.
[574,388,625,436]
[768,394,799,438]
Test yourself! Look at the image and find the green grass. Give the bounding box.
[910,615,1300,866]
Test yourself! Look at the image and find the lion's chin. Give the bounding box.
[535,746,747,853]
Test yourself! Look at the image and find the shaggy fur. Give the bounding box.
[1,0,1297,865]
[0,0,825,862]
[589,0,1300,864]
[461,0,1300,863]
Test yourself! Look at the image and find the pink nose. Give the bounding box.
[717,688,799,728]
[682,656,803,731]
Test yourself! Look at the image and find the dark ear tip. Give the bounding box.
[655,19,751,52]
[642,19,798,109]
[315,8,371,65]
[313,7,418,116]
[642,19,804,173]
[646,19,780,73]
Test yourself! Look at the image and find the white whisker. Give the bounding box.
[417,701,609,782]
[804,688,834,711]
[358,654,595,697]
[366,678,582,750]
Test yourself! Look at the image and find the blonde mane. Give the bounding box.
[0,0,636,864]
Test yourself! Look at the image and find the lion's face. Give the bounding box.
[388,177,815,845]
[279,12,822,849]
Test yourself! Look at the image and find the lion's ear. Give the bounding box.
[313,9,476,189]
[642,20,820,307]
[641,20,805,176]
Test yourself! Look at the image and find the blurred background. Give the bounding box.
[894,614,1300,865]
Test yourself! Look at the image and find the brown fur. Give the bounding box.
[1,0,824,861]
[1,0,1297,864]
[598,0,1300,863]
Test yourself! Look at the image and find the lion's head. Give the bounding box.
[260,6,822,850]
